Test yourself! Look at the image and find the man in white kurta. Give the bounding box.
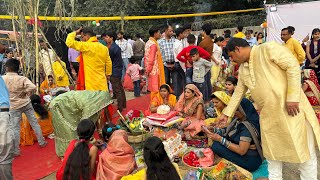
[39,41,56,78]
[220,38,320,180]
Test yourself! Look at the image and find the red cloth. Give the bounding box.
[176,45,211,68]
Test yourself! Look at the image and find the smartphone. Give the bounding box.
[201,125,213,134]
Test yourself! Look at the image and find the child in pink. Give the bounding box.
[126,58,143,97]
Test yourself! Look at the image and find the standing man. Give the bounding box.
[39,40,56,78]
[173,27,186,98]
[233,25,245,38]
[66,27,112,91]
[102,32,127,112]
[281,27,306,65]
[132,33,145,67]
[243,30,258,47]
[3,59,47,156]
[115,31,129,80]
[145,26,166,100]
[219,38,320,179]
[0,76,14,180]
[68,42,80,76]
[199,24,214,101]
[158,24,175,86]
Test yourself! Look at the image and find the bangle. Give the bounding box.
[221,137,225,145]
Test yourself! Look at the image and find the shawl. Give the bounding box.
[96,130,136,180]
[309,39,320,59]
[175,84,203,116]
[76,38,99,90]
[304,69,320,102]
[212,91,231,116]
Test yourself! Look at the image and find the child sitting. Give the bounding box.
[56,119,98,180]
[126,58,143,97]
[189,48,213,96]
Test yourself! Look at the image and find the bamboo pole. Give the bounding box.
[34,0,40,94]
[11,8,23,73]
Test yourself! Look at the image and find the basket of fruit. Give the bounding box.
[118,110,151,143]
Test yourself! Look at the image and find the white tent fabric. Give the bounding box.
[267,1,320,43]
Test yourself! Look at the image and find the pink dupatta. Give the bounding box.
[96,130,136,180]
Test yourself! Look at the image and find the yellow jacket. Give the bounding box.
[52,61,70,87]
[284,37,306,64]
[66,32,112,91]
[233,32,245,38]
[223,42,320,163]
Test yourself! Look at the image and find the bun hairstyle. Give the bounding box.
[143,136,180,180]
[63,119,95,180]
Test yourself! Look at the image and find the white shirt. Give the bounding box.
[127,43,133,59]
[173,39,186,71]
[212,43,222,66]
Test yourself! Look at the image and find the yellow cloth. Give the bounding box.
[151,93,177,108]
[121,163,182,180]
[233,32,245,38]
[39,79,56,95]
[283,37,306,64]
[205,91,232,126]
[66,32,112,91]
[52,61,70,87]
[210,64,220,85]
[223,41,320,163]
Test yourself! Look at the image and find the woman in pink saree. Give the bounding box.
[175,84,205,139]
[144,26,166,100]
[96,130,136,180]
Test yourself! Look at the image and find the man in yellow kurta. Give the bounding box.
[66,27,112,91]
[281,27,306,65]
[52,59,70,87]
[219,38,320,180]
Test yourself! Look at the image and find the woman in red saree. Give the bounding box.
[303,69,320,106]
[174,84,205,139]
[96,130,136,180]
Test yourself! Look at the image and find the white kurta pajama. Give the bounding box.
[223,42,320,179]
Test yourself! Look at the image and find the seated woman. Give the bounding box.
[303,69,320,106]
[96,124,136,180]
[203,98,263,172]
[174,84,205,139]
[20,94,54,146]
[225,76,238,95]
[121,136,182,180]
[205,91,232,128]
[146,84,176,115]
[56,119,99,180]
[40,75,56,95]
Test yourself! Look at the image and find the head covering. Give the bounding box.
[175,84,203,113]
[96,130,136,180]
[211,91,231,105]
[239,98,260,132]
[160,84,174,93]
[304,69,320,90]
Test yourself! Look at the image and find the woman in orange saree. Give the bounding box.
[20,94,54,146]
[96,129,136,180]
[175,84,205,139]
[303,69,320,106]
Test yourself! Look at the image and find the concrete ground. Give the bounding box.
[40,91,320,179]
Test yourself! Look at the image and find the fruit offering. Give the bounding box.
[183,151,200,167]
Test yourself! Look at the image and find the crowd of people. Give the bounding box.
[0,22,319,180]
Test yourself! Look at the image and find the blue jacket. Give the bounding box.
[108,42,123,78]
